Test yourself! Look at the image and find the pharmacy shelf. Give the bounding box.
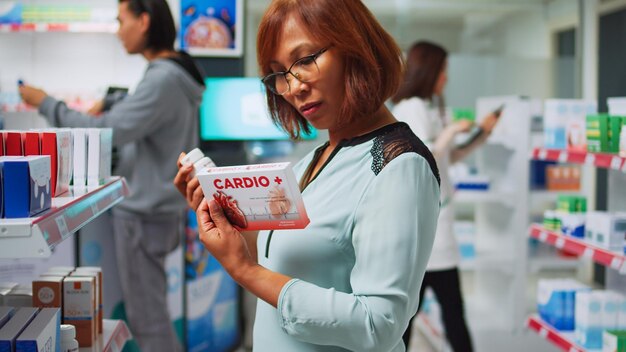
[526,314,599,352]
[454,189,515,205]
[0,177,128,259]
[529,224,626,274]
[531,148,626,172]
[528,255,579,273]
[80,319,132,352]
[530,190,584,203]
[0,23,117,33]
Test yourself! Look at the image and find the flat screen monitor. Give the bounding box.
[199,77,317,141]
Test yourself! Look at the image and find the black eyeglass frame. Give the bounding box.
[261,47,330,96]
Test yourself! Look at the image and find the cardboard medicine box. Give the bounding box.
[0,156,51,218]
[32,276,64,309]
[63,276,95,347]
[15,307,61,352]
[40,129,72,197]
[197,162,310,231]
[87,128,112,187]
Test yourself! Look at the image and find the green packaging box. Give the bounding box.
[587,114,609,153]
[609,116,623,154]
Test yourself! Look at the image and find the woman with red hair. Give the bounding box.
[175,1,441,351]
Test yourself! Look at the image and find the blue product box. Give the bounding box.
[0,156,51,218]
[0,2,22,24]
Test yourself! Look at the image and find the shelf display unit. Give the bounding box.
[0,177,128,258]
[526,315,593,352]
[529,224,626,274]
[526,109,626,351]
[0,22,117,33]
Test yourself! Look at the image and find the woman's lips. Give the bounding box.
[300,102,322,117]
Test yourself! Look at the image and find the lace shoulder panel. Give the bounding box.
[370,124,440,185]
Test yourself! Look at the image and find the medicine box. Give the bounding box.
[63,276,95,347]
[0,307,14,329]
[72,128,87,187]
[0,307,39,352]
[32,276,64,309]
[3,131,23,156]
[70,271,101,335]
[22,132,40,156]
[0,155,51,218]
[603,330,626,352]
[87,128,112,187]
[40,129,72,197]
[197,162,310,231]
[4,284,33,308]
[74,267,103,334]
[15,307,61,352]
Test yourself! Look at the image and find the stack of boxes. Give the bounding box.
[0,266,102,348]
[0,127,113,219]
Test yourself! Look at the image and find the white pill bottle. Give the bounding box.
[60,324,79,352]
[181,148,216,177]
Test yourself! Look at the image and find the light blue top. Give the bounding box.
[254,122,440,351]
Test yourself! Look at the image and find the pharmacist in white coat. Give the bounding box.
[391,41,499,352]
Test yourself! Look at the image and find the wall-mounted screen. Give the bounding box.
[200,77,317,141]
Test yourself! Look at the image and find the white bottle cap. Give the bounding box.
[181,148,204,166]
[60,324,76,340]
[191,156,217,178]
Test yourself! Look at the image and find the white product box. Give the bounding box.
[608,97,626,115]
[619,293,626,330]
[15,307,61,352]
[0,282,18,306]
[74,267,103,334]
[72,129,88,187]
[576,290,603,347]
[603,292,621,331]
[544,99,597,151]
[4,285,33,308]
[87,128,112,187]
[197,162,310,231]
[70,271,101,335]
[586,212,626,253]
[0,307,14,329]
[63,277,95,347]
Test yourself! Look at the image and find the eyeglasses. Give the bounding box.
[262,47,329,96]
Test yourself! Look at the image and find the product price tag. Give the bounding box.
[611,156,623,170]
[569,347,581,352]
[55,215,69,239]
[539,231,549,242]
[539,327,548,338]
[538,149,548,160]
[583,247,594,259]
[90,202,99,215]
[585,154,596,166]
[610,257,623,270]
[555,238,565,249]
[558,151,568,163]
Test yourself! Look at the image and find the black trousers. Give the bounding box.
[403,267,473,352]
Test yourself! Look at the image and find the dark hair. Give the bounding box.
[392,41,448,105]
[257,0,403,139]
[119,0,176,51]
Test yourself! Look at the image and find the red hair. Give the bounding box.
[257,0,403,139]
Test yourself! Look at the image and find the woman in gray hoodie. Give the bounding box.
[19,1,205,351]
